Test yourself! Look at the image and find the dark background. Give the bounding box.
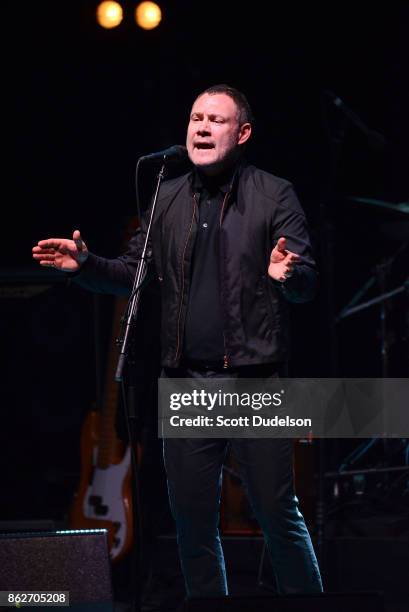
[1,1,408,604]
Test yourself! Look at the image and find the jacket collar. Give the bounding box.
[189,158,246,198]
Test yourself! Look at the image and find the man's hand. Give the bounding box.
[32,229,88,272]
[268,237,300,283]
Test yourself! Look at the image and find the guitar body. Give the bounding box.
[70,218,140,562]
[69,410,133,562]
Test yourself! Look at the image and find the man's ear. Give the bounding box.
[238,122,252,145]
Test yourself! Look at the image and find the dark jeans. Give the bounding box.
[162,363,323,598]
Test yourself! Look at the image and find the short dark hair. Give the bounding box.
[197,84,254,126]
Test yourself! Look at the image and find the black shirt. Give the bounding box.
[183,168,235,363]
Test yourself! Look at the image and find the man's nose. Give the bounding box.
[197,119,210,134]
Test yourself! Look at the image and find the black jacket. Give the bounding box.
[75,163,317,368]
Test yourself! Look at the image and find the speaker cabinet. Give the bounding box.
[0,529,113,611]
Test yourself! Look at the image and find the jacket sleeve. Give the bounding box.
[72,211,155,297]
[270,182,318,303]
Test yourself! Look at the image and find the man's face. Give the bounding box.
[186,93,251,175]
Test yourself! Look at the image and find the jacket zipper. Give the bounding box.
[174,195,198,364]
[220,191,230,369]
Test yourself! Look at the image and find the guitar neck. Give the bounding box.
[96,217,139,469]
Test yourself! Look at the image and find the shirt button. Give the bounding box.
[203,223,208,228]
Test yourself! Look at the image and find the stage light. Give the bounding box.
[135,1,162,30]
[96,1,123,29]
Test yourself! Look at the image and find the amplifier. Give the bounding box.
[0,529,113,611]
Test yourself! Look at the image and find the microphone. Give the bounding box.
[140,145,189,162]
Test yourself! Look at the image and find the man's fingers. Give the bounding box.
[287,253,300,262]
[281,267,295,282]
[37,238,64,249]
[285,259,299,274]
[276,237,287,251]
[272,239,301,262]
[274,261,299,283]
[32,253,55,261]
[285,258,300,272]
[32,246,55,255]
[73,229,84,250]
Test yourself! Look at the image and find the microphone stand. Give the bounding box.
[115,162,165,382]
[114,161,166,612]
[316,92,387,577]
[314,94,347,579]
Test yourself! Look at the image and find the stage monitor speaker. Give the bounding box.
[0,529,113,611]
[184,591,385,612]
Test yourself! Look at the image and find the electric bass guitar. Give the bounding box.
[69,219,139,561]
